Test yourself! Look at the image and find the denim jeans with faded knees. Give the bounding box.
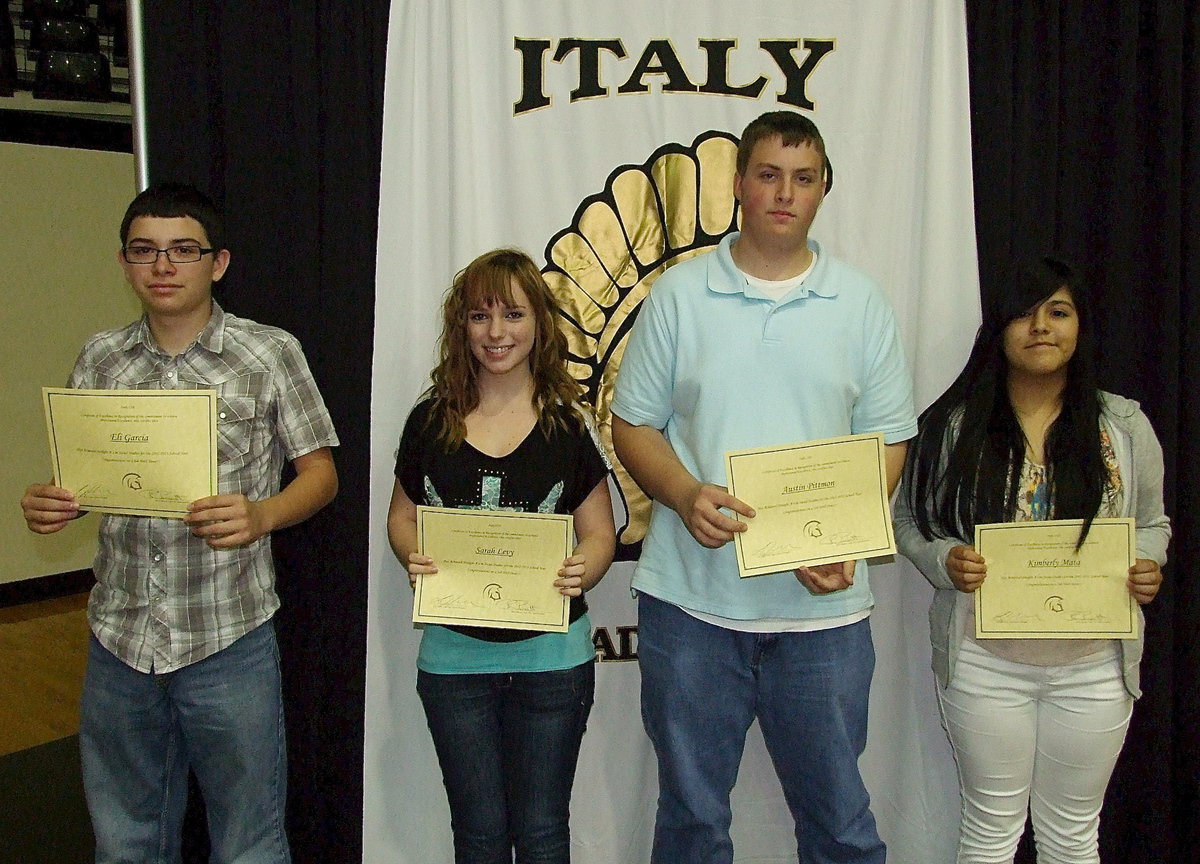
[417,661,595,864]
[638,593,886,864]
[79,621,291,864]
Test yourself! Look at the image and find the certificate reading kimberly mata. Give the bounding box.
[726,432,895,578]
[43,388,218,518]
[974,518,1137,639]
[414,506,573,632]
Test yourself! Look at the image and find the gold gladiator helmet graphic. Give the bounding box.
[542,131,740,556]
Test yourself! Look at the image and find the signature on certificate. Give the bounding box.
[147,489,190,503]
[430,593,480,611]
[992,610,1038,624]
[481,583,537,614]
[1067,611,1113,624]
[75,483,112,499]
[750,539,807,557]
[803,521,866,547]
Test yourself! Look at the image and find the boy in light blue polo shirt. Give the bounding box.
[611,111,916,864]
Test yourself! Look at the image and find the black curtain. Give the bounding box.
[141,3,389,861]
[966,2,1199,861]
[137,2,1197,861]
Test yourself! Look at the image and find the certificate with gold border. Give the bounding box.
[43,388,218,518]
[726,433,895,577]
[413,506,573,632]
[974,518,1137,639]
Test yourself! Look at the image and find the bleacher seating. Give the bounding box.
[5,0,127,102]
[1,6,16,97]
[34,47,109,101]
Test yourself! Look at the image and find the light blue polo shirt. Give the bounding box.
[611,233,917,621]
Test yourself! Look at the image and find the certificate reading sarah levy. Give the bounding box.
[725,432,895,578]
[974,518,1137,640]
[42,388,218,518]
[413,506,573,633]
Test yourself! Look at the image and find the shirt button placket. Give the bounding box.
[148,536,169,664]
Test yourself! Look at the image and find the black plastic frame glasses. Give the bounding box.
[121,244,216,265]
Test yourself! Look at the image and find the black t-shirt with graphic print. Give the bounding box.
[395,397,609,643]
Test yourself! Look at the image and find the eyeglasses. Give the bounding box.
[121,244,215,265]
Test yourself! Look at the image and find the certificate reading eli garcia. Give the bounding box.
[43,388,218,518]
[974,518,1137,639]
[413,506,573,632]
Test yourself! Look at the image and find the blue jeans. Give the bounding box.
[638,593,885,864]
[79,622,290,864]
[417,661,595,864]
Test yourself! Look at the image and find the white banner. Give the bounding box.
[367,3,977,861]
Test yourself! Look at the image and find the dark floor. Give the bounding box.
[0,734,92,864]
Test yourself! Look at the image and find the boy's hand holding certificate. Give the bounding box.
[974,518,1138,639]
[725,433,896,578]
[43,388,218,518]
[413,506,573,632]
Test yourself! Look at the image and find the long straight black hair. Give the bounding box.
[903,255,1108,546]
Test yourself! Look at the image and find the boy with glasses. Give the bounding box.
[20,183,339,863]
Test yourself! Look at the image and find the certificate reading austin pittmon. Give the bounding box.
[726,432,895,578]
[414,506,573,632]
[42,388,218,518]
[974,518,1137,639]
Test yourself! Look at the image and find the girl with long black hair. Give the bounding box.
[895,255,1170,863]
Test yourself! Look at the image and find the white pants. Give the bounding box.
[937,638,1133,864]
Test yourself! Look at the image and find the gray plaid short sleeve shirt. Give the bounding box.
[69,302,339,672]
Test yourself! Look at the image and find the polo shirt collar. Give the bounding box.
[709,233,838,301]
